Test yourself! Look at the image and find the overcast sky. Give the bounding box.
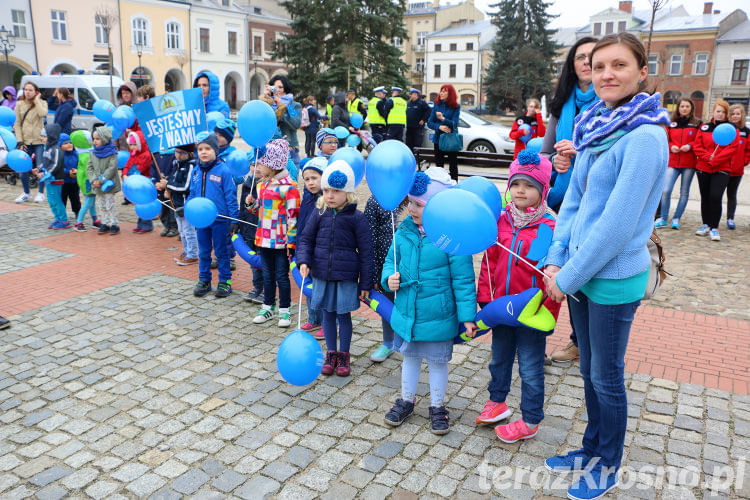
[471,0,749,28]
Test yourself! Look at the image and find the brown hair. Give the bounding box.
[56,87,71,100]
[729,103,746,127]
[304,95,315,105]
[590,33,652,107]
[671,98,699,125]
[136,85,155,100]
[21,81,40,107]
[712,100,730,122]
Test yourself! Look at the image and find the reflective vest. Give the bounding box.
[368,97,385,125]
[347,98,362,116]
[326,103,332,119]
[388,96,407,125]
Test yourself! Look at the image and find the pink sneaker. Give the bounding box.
[301,322,320,331]
[495,419,539,443]
[476,400,512,424]
[312,328,324,340]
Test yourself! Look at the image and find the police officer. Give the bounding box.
[384,86,407,142]
[368,86,387,143]
[346,89,367,121]
[405,88,431,153]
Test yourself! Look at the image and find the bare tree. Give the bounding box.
[95,4,119,102]
[646,0,669,56]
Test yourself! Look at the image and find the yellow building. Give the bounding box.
[118,0,191,95]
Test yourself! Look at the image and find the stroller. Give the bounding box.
[0,140,38,188]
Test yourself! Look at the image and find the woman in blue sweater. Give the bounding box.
[542,34,669,500]
[427,84,461,181]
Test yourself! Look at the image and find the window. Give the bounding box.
[132,17,149,47]
[605,21,614,34]
[417,32,427,46]
[466,42,473,51]
[434,64,440,78]
[663,90,681,112]
[648,54,658,75]
[449,43,457,51]
[416,57,424,74]
[461,94,474,106]
[253,35,262,55]
[51,10,67,41]
[435,43,441,52]
[732,59,749,84]
[221,0,229,5]
[77,88,96,110]
[694,53,708,75]
[618,21,626,32]
[166,22,181,50]
[465,64,472,78]
[669,54,682,75]
[228,31,237,55]
[11,10,27,39]
[593,22,601,36]
[199,28,210,53]
[393,37,402,47]
[449,64,456,78]
[95,15,108,45]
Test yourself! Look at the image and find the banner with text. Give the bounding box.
[133,88,207,153]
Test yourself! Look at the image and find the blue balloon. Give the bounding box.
[206,111,225,133]
[519,124,532,143]
[346,134,361,147]
[0,106,15,128]
[350,112,364,129]
[117,150,130,170]
[184,197,218,229]
[423,189,498,256]
[112,105,135,130]
[334,126,349,139]
[330,147,365,185]
[277,329,324,386]
[365,140,416,211]
[526,137,543,154]
[713,122,736,146]
[135,200,162,220]
[456,176,503,221]
[227,149,250,178]
[122,174,157,204]
[237,100,277,148]
[6,149,32,172]
[92,100,115,123]
[0,127,17,150]
[111,125,126,141]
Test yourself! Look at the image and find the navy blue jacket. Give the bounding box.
[54,99,76,135]
[297,188,321,241]
[166,158,195,209]
[239,176,260,245]
[407,98,431,129]
[297,202,374,290]
[62,150,79,184]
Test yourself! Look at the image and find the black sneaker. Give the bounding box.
[429,406,450,435]
[109,225,120,235]
[229,258,236,271]
[122,199,131,205]
[244,290,264,304]
[210,258,218,269]
[165,228,179,237]
[384,398,415,427]
[193,281,212,297]
[98,224,110,235]
[215,282,232,298]
[160,228,169,236]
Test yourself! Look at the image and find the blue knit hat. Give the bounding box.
[214,119,236,144]
[58,133,71,146]
[316,128,337,149]
[196,131,219,154]
[302,156,327,175]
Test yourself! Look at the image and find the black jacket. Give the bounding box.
[406,98,431,128]
[331,92,350,130]
[166,158,195,209]
[239,175,260,245]
[54,99,76,135]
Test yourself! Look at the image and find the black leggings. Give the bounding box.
[726,176,743,220]
[61,183,81,216]
[434,142,458,181]
[697,171,730,229]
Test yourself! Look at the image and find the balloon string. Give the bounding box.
[484,250,494,300]
[159,200,258,227]
[391,211,398,300]
[297,274,305,330]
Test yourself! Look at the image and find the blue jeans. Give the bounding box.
[308,306,322,326]
[568,291,640,469]
[197,221,232,283]
[136,218,154,231]
[20,144,45,194]
[77,195,97,224]
[176,215,198,260]
[488,324,547,425]
[45,183,67,222]
[260,247,290,308]
[660,167,695,221]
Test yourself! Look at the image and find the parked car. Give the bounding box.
[422,109,514,154]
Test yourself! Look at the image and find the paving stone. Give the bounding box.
[171,469,210,495]
[341,468,375,488]
[262,461,299,482]
[34,484,68,500]
[360,455,387,473]
[61,467,99,489]
[126,473,166,497]
[372,441,404,459]
[85,480,119,499]
[211,470,245,492]
[29,466,71,487]
[235,475,280,499]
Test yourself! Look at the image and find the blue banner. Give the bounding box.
[133,88,207,153]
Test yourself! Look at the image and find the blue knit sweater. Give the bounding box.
[546,124,668,294]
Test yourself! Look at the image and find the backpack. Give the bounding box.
[643,228,668,300]
[300,105,310,129]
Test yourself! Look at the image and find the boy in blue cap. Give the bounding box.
[59,133,81,220]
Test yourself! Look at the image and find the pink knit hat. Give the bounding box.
[507,150,552,202]
[258,139,290,171]
[126,131,141,151]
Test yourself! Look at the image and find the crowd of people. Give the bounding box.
[0,32,748,500]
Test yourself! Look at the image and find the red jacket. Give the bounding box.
[122,129,153,178]
[509,113,545,159]
[667,118,700,169]
[692,121,738,174]
[730,126,750,177]
[477,211,561,319]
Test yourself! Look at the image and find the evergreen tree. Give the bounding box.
[273,0,409,102]
[485,0,559,113]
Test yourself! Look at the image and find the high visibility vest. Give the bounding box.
[368,97,385,125]
[326,103,332,119]
[388,96,407,125]
[347,98,362,116]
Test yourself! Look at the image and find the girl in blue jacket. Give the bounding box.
[297,160,374,378]
[382,167,476,435]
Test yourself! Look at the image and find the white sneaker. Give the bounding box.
[14,193,29,203]
[34,192,45,203]
[695,225,710,236]
[278,308,291,328]
[710,229,720,241]
[253,305,275,324]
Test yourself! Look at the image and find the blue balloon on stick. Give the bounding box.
[0,127,17,150]
[206,111,225,133]
[135,200,162,220]
[6,149,32,172]
[227,149,250,178]
[184,197,218,228]
[519,123,532,143]
[713,122,736,146]
[0,106,16,128]
[366,140,417,211]
[277,329,324,386]
[456,176,503,221]
[117,150,130,170]
[330,147,365,185]
[122,174,157,204]
[526,137,543,154]
[237,100,277,148]
[92,100,115,123]
[350,113,364,129]
[334,126,349,139]
[423,189,498,256]
[112,105,135,130]
[346,134,361,147]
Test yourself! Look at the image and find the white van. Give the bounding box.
[20,74,126,132]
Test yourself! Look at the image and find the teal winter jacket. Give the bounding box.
[381,215,476,343]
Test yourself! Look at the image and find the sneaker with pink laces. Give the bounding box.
[476,400,512,424]
[495,419,539,443]
[301,322,320,331]
[312,328,324,340]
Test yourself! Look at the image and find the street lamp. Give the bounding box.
[135,42,144,87]
[0,25,17,88]
[252,53,262,99]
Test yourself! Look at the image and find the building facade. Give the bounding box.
[710,19,750,109]
[244,6,292,100]
[1,0,39,86]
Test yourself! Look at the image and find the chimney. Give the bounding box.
[714,9,721,14]
[619,1,632,14]
[703,2,713,14]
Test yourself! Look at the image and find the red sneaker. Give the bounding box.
[476,400,512,424]
[300,322,320,331]
[321,351,337,376]
[495,419,539,443]
[312,328,325,340]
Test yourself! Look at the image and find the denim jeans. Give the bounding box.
[260,247,291,308]
[308,305,322,326]
[136,218,154,231]
[197,221,231,283]
[488,324,547,425]
[20,144,45,194]
[660,167,695,221]
[175,215,198,259]
[45,183,67,222]
[568,291,640,469]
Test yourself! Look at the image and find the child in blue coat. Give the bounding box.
[59,133,81,220]
[382,167,476,434]
[297,160,374,377]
